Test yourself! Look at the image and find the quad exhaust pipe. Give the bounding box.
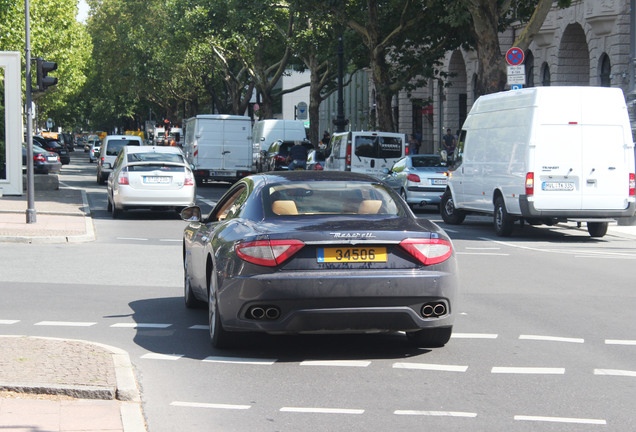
[421,302,447,318]
[248,305,281,320]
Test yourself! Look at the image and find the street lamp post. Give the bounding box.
[333,35,348,133]
[25,0,36,223]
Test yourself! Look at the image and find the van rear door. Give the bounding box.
[350,132,404,177]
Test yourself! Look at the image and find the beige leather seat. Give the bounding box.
[358,200,382,214]
[272,200,299,215]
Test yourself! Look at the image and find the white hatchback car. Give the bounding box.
[106,146,196,218]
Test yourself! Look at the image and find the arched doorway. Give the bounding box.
[446,50,467,134]
[557,23,590,85]
[599,54,611,87]
[541,63,551,86]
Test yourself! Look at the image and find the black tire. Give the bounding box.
[406,326,452,348]
[587,222,608,238]
[494,196,514,237]
[106,196,112,212]
[208,278,232,349]
[440,190,466,225]
[111,200,121,219]
[400,189,414,209]
[97,173,106,185]
[184,257,205,308]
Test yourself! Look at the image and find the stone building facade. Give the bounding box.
[394,0,631,154]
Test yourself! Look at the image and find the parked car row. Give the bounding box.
[22,142,62,174]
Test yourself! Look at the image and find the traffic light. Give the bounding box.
[36,57,58,92]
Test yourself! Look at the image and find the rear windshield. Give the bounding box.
[128,165,184,172]
[105,139,141,155]
[412,156,445,168]
[355,135,402,159]
[127,152,185,164]
[264,181,401,216]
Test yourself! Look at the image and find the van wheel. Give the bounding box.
[494,196,514,237]
[440,190,465,225]
[587,222,608,238]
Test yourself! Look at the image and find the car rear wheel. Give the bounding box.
[406,326,452,348]
[106,196,112,212]
[587,222,608,238]
[494,196,514,237]
[440,190,466,225]
[208,280,232,349]
[111,200,121,219]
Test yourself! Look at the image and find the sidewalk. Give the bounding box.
[0,336,145,431]
[0,185,95,244]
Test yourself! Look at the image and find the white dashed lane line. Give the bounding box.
[34,321,97,327]
[300,360,371,367]
[519,334,584,344]
[514,415,606,425]
[141,353,184,361]
[393,363,468,372]
[0,320,20,324]
[491,367,565,375]
[202,356,277,365]
[605,339,636,345]
[110,323,172,328]
[280,407,365,415]
[171,401,251,410]
[394,410,477,418]
[594,369,636,377]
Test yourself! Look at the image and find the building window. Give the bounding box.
[600,54,611,87]
[542,63,551,86]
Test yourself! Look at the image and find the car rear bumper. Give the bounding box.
[520,196,636,218]
[217,268,458,334]
[115,187,195,208]
[406,186,446,205]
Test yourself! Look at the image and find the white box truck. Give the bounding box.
[441,86,636,237]
[183,115,254,183]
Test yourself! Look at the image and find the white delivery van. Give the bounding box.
[441,86,636,237]
[252,119,307,171]
[323,131,407,178]
[183,115,253,183]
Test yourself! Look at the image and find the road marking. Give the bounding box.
[280,407,364,415]
[514,415,606,425]
[35,321,96,327]
[491,367,565,375]
[159,239,181,242]
[605,339,636,345]
[456,252,509,256]
[189,325,208,330]
[465,247,501,250]
[203,356,277,365]
[110,323,172,328]
[594,369,636,377]
[393,363,468,372]
[116,237,148,241]
[0,320,19,324]
[141,353,184,361]
[452,333,498,339]
[300,360,371,367]
[170,401,251,410]
[519,335,584,344]
[394,410,477,418]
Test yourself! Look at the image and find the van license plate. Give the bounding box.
[542,182,574,191]
[210,171,233,176]
[317,247,387,263]
[432,179,447,185]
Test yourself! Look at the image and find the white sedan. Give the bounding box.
[107,146,196,218]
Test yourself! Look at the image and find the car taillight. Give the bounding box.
[525,172,534,196]
[399,238,452,265]
[346,144,351,169]
[314,162,323,171]
[34,154,46,162]
[184,176,194,186]
[118,169,129,185]
[630,173,635,196]
[236,239,305,267]
[407,173,420,183]
[274,155,286,163]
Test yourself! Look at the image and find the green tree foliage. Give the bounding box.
[0,0,91,131]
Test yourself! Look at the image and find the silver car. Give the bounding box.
[381,154,449,208]
[106,146,196,218]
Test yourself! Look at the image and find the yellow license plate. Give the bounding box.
[317,247,387,262]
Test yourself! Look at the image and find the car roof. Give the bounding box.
[252,170,382,185]
[104,135,143,141]
[124,146,183,155]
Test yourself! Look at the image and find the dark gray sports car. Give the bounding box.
[181,171,459,349]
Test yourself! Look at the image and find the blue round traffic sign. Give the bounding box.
[506,47,525,66]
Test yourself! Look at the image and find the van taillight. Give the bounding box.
[346,144,351,170]
[525,172,534,196]
[629,173,635,196]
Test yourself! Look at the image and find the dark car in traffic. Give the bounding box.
[33,136,71,165]
[180,171,459,349]
[262,139,314,171]
[22,143,62,174]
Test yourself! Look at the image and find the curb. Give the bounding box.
[0,335,145,432]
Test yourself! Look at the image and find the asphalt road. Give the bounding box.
[1,150,635,431]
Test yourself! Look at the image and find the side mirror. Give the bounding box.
[102,162,111,169]
[383,168,390,174]
[180,206,202,222]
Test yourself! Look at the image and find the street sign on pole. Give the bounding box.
[506,47,525,66]
[507,64,526,86]
[297,101,308,120]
